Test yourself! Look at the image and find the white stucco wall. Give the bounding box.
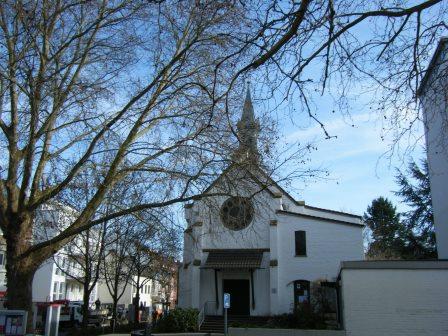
[32,260,55,302]
[32,258,99,304]
[97,276,156,308]
[178,167,364,316]
[341,262,448,336]
[419,38,448,259]
[275,213,364,314]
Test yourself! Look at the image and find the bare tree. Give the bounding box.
[128,226,158,326]
[120,207,180,326]
[101,174,147,330]
[223,1,447,152]
[0,2,269,324]
[150,221,181,313]
[53,170,108,328]
[101,220,134,331]
[1,1,445,329]
[155,255,179,312]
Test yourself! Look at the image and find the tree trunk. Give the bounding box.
[82,231,92,329]
[112,297,118,332]
[81,283,91,329]
[6,266,35,331]
[134,276,141,326]
[5,215,38,333]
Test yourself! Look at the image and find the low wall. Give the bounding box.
[340,260,448,336]
[229,328,345,336]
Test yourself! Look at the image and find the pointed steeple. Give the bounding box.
[233,85,260,163]
[241,87,256,125]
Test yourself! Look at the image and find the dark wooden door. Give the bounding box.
[223,279,250,316]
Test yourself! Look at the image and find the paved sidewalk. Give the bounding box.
[104,332,224,336]
[104,334,224,336]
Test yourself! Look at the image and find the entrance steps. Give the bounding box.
[324,312,338,329]
[200,315,269,333]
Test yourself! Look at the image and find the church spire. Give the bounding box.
[233,85,260,163]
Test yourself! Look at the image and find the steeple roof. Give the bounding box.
[241,88,256,125]
[233,86,260,163]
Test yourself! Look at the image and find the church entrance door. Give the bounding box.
[223,279,250,316]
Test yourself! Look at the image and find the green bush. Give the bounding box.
[152,308,199,333]
[65,323,137,336]
[230,321,266,328]
[266,304,327,330]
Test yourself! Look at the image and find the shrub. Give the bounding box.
[230,321,266,328]
[66,323,137,336]
[152,308,199,333]
[266,304,327,330]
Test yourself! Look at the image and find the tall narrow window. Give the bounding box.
[59,282,65,300]
[53,282,59,301]
[295,231,306,256]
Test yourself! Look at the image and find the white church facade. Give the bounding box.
[418,37,448,259]
[178,90,364,317]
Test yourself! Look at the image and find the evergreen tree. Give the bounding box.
[395,159,437,259]
[363,197,407,259]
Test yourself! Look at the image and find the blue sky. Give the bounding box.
[256,10,440,218]
[274,99,425,217]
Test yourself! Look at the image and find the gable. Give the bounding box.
[184,163,362,233]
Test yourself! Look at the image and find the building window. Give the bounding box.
[59,282,65,300]
[293,280,310,310]
[0,253,4,267]
[295,231,306,256]
[220,196,254,231]
[53,282,59,301]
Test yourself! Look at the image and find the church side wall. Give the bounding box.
[275,213,364,314]
[177,266,192,308]
[420,41,448,259]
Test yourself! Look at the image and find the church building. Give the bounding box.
[177,89,364,318]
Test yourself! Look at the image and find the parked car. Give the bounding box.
[57,300,110,328]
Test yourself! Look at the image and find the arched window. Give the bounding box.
[293,280,310,310]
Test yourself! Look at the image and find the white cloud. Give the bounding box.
[280,111,417,214]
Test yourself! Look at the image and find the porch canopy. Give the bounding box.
[202,249,264,269]
[201,249,266,310]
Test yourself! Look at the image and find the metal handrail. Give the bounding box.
[197,301,217,329]
[197,302,206,330]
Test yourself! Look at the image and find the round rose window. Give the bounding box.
[220,196,254,231]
